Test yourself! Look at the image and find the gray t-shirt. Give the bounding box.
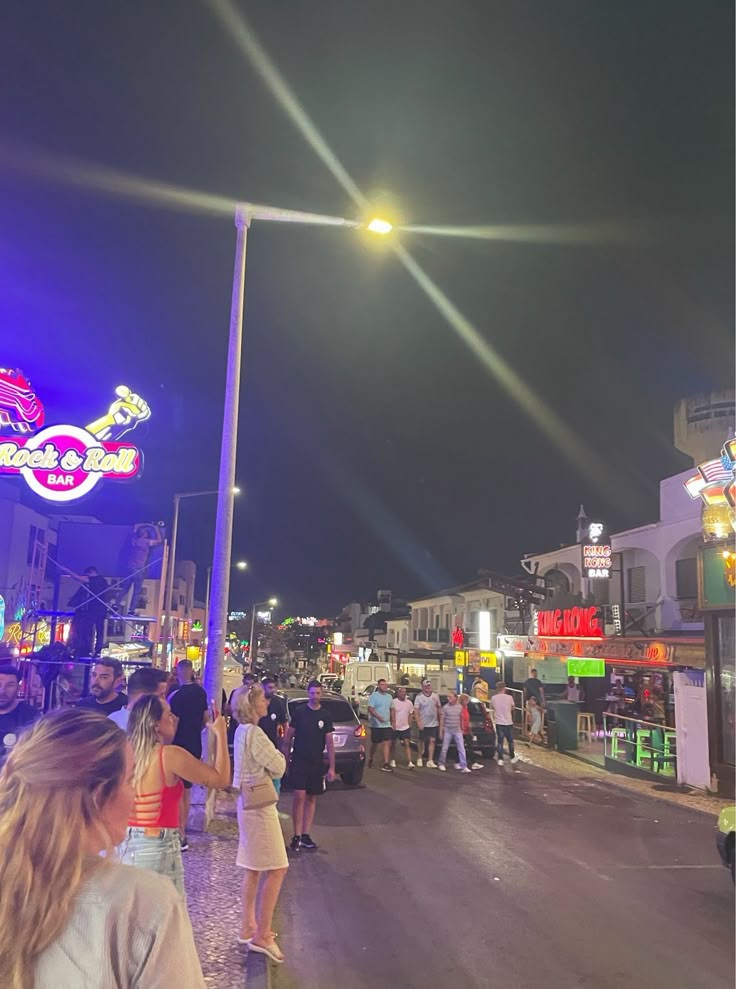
[35,861,205,988]
[414,692,440,728]
[442,702,462,732]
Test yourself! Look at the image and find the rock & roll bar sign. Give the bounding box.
[0,368,149,503]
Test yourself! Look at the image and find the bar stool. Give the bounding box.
[577,712,596,742]
[610,728,627,759]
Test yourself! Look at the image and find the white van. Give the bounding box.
[342,661,394,709]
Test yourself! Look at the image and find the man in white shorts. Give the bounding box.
[390,686,415,768]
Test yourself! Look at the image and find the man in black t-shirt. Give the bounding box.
[0,665,41,765]
[77,659,127,716]
[169,659,208,849]
[259,676,287,747]
[283,680,336,852]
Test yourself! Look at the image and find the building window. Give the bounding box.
[675,558,697,599]
[627,566,646,603]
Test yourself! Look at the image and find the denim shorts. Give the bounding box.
[119,827,185,899]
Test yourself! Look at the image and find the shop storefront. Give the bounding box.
[499,609,706,783]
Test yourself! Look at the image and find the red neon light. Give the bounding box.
[537,606,602,638]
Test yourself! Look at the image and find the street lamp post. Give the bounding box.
[203,560,247,658]
[203,208,250,707]
[248,598,278,672]
[202,205,391,704]
[162,488,219,666]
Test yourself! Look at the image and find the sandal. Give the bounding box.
[247,939,285,964]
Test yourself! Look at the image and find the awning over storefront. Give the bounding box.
[497,634,704,669]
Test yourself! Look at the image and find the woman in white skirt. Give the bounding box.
[233,684,288,964]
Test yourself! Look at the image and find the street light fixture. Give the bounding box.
[247,597,278,672]
[366,217,393,235]
[163,485,240,666]
[204,197,394,702]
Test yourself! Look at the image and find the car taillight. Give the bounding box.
[277,724,285,739]
[354,724,366,738]
[483,711,493,731]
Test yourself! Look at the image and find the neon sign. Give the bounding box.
[581,522,612,579]
[685,440,736,511]
[0,368,45,434]
[0,378,149,503]
[537,606,602,638]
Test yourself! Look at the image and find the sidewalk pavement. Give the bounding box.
[184,789,270,989]
[514,741,729,816]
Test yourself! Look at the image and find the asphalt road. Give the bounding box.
[270,757,734,989]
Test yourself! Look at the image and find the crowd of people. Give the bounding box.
[0,656,346,983]
[0,654,566,984]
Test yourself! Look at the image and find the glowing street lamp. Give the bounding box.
[247,597,279,672]
[366,217,393,235]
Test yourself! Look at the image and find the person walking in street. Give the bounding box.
[413,679,442,767]
[77,658,127,716]
[0,664,40,765]
[283,681,336,852]
[437,690,480,772]
[390,686,415,768]
[233,684,288,964]
[109,666,168,731]
[0,708,206,988]
[491,682,519,764]
[122,695,230,897]
[368,679,394,772]
[168,659,209,850]
[460,693,485,771]
[227,672,256,748]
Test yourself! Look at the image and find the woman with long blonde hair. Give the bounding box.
[121,694,230,898]
[0,707,205,989]
[233,683,288,963]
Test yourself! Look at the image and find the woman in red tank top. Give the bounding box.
[120,695,230,899]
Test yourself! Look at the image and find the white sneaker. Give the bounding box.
[454,764,462,770]
[471,763,484,770]
[495,755,503,764]
[510,755,520,764]
[416,758,423,767]
[461,767,472,774]
[389,760,397,768]
[437,764,446,771]
[407,762,415,769]
[427,760,437,769]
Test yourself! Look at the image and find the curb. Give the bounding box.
[517,746,725,817]
[245,950,271,989]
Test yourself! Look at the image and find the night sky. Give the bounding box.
[2,1,733,616]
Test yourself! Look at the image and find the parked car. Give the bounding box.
[284,691,366,787]
[716,805,735,882]
[357,683,397,720]
[409,695,496,761]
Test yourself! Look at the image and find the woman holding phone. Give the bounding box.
[121,695,230,898]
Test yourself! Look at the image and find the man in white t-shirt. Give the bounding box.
[390,686,415,769]
[490,682,519,765]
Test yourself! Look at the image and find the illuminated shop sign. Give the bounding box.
[537,606,602,638]
[0,375,149,504]
[685,439,736,511]
[567,658,605,677]
[581,521,612,579]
